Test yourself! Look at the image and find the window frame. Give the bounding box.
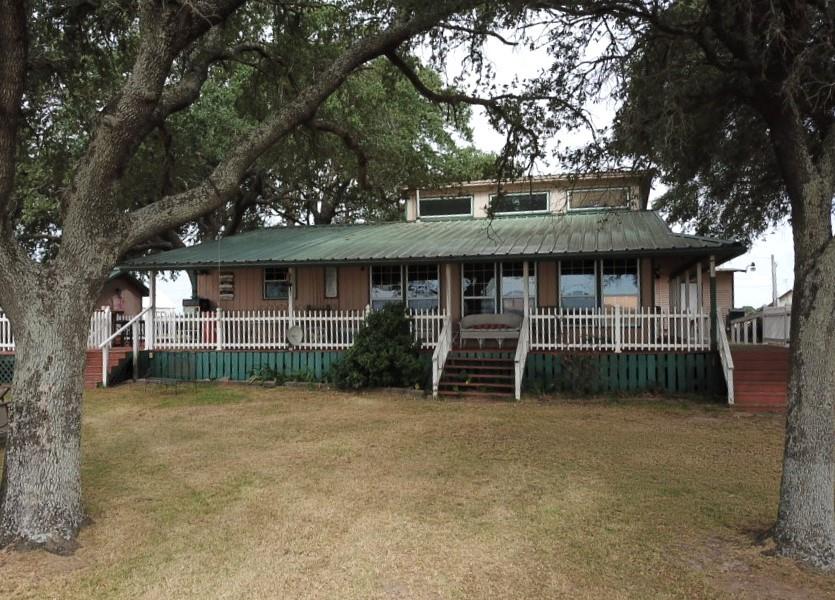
[369,264,404,310]
[499,261,537,314]
[461,262,498,316]
[558,259,598,309]
[405,264,440,312]
[263,267,291,301]
[417,195,473,219]
[489,191,550,216]
[566,187,631,211]
[600,258,641,311]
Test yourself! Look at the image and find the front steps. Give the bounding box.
[438,350,515,399]
[84,347,133,388]
[731,345,789,412]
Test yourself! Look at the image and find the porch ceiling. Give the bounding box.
[120,211,746,270]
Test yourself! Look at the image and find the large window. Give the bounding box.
[491,192,549,215]
[559,260,597,309]
[418,196,472,218]
[601,259,639,310]
[370,265,403,310]
[462,263,497,315]
[264,267,291,300]
[568,187,629,210]
[500,262,537,315]
[406,265,439,311]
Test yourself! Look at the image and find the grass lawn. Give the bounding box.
[1,384,833,599]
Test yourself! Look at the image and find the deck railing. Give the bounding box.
[529,307,710,352]
[716,315,735,405]
[151,308,446,351]
[432,315,453,398]
[514,313,530,400]
[1,309,120,352]
[730,305,791,345]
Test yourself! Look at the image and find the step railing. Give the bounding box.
[432,315,453,398]
[716,317,735,405]
[99,307,152,387]
[730,305,791,345]
[513,313,530,400]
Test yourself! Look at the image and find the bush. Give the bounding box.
[331,303,425,390]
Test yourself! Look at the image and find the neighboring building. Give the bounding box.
[96,271,148,315]
[775,289,793,307]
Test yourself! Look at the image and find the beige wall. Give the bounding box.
[96,278,143,314]
[653,260,735,320]
[407,175,645,221]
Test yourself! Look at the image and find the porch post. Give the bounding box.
[288,267,296,326]
[444,263,452,317]
[522,260,530,319]
[696,261,703,313]
[709,255,717,351]
[684,268,692,313]
[148,270,156,350]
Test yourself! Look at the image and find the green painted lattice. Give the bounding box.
[0,355,14,384]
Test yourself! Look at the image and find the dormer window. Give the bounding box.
[490,191,548,215]
[568,187,630,210]
[418,195,472,218]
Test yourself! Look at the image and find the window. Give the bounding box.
[462,263,497,315]
[264,267,291,300]
[418,196,472,218]
[491,192,548,215]
[568,187,629,210]
[601,259,639,310]
[370,265,403,310]
[500,262,537,315]
[324,266,338,298]
[406,265,439,312]
[560,260,597,309]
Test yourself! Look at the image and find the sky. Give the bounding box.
[150,25,798,310]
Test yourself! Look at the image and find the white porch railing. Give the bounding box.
[514,313,530,400]
[529,306,710,352]
[432,315,453,398]
[1,309,121,352]
[730,305,791,345]
[151,308,446,351]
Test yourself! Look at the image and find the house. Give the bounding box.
[100,172,746,400]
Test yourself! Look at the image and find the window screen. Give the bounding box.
[419,196,472,218]
[491,192,548,214]
[462,263,497,315]
[500,262,536,315]
[569,187,629,210]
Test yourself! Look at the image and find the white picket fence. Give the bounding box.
[529,306,710,352]
[150,308,445,351]
[1,309,119,352]
[730,305,791,345]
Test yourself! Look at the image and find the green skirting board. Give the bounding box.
[0,354,13,384]
[524,352,724,396]
[141,350,348,382]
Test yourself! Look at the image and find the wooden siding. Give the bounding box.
[537,261,557,307]
[653,260,735,320]
[96,278,143,314]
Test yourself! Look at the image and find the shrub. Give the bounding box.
[331,303,425,390]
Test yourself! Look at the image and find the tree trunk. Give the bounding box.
[774,241,835,569]
[0,293,94,554]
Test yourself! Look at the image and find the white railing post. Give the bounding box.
[132,320,139,380]
[102,345,109,388]
[514,313,530,400]
[614,305,622,353]
[215,307,224,351]
[432,315,452,398]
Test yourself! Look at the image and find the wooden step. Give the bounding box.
[439,380,514,390]
[442,372,514,381]
[439,390,515,400]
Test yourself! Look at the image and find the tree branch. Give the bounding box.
[124,0,485,247]
[308,119,370,189]
[0,0,26,223]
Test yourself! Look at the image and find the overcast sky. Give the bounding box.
[150,28,798,310]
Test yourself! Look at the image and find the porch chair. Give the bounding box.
[459,313,523,349]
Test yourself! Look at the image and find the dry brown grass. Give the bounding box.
[0,384,833,599]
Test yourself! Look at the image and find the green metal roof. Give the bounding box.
[121,211,746,270]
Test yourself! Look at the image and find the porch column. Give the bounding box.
[709,256,718,351]
[148,270,156,350]
[288,267,295,325]
[684,268,692,313]
[696,261,703,313]
[444,263,452,317]
[522,260,530,319]
[189,269,198,299]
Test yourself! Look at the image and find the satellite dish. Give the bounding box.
[287,325,304,346]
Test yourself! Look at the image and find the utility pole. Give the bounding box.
[771,254,778,306]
